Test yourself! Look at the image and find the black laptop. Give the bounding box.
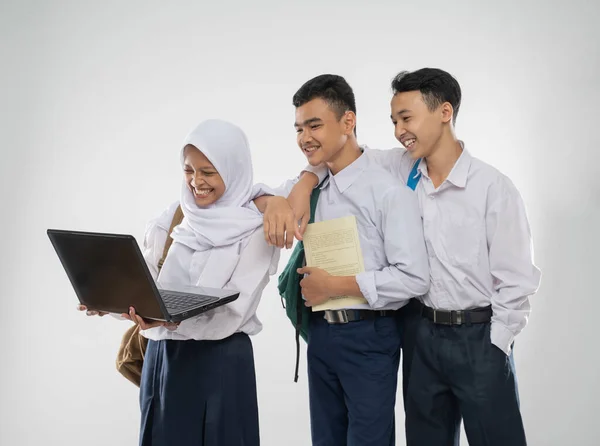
[47,229,239,322]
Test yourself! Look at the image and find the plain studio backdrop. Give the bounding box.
[1,0,599,445]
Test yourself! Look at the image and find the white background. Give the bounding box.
[1,0,599,445]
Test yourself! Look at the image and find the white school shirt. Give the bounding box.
[252,152,430,311]
[139,201,280,341]
[334,144,542,355]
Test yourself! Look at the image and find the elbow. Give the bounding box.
[411,254,431,296]
[414,274,430,296]
[413,258,431,296]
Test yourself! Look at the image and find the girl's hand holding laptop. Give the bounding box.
[77,305,108,317]
[76,305,178,331]
[122,306,179,331]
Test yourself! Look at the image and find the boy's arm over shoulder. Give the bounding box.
[364,145,414,184]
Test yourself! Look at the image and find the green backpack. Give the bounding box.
[277,186,321,382]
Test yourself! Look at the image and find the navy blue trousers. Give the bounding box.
[139,333,259,446]
[307,312,402,446]
[406,316,525,446]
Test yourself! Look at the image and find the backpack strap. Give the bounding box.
[116,204,183,388]
[293,185,322,382]
[406,158,422,191]
[158,205,184,271]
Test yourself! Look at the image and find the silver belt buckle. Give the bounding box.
[455,311,463,324]
[324,310,349,324]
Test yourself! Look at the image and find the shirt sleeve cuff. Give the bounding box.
[490,322,515,356]
[355,271,378,308]
[302,164,328,185]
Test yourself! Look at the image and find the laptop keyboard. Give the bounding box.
[159,291,216,312]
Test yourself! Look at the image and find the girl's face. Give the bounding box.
[182,144,226,207]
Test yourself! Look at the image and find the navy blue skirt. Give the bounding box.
[139,333,259,446]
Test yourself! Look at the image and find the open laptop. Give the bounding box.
[47,229,239,323]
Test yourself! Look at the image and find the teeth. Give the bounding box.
[194,189,211,197]
[404,139,416,148]
[304,146,318,153]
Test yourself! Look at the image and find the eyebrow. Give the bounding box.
[294,117,323,128]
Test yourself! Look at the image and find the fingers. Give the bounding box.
[275,219,284,248]
[297,267,314,275]
[79,305,103,317]
[78,305,106,317]
[263,197,296,248]
[129,307,142,327]
[298,213,310,237]
[134,316,148,330]
[132,313,150,330]
[284,216,296,249]
[129,307,175,330]
[129,307,147,330]
[268,219,279,247]
[263,218,271,245]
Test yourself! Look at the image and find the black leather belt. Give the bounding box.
[419,302,492,325]
[321,309,395,324]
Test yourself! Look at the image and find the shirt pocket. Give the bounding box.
[440,212,481,265]
[357,222,381,241]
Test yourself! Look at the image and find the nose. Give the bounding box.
[395,123,407,142]
[190,173,207,188]
[299,129,313,146]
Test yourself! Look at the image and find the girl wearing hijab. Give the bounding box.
[82,119,278,446]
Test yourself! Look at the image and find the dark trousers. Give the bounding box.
[406,316,525,446]
[397,300,421,407]
[139,333,259,446]
[307,313,402,446]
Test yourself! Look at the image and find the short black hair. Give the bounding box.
[391,68,461,125]
[293,74,357,133]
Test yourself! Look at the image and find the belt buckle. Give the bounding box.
[433,310,447,324]
[433,309,453,325]
[324,310,349,324]
[455,311,463,325]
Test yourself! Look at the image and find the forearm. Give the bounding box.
[326,276,364,299]
[252,172,319,213]
[253,195,272,213]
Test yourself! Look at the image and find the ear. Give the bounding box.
[441,102,454,124]
[342,111,357,136]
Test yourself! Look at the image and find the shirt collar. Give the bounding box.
[325,152,369,194]
[418,141,471,189]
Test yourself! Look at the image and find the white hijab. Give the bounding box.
[161,119,263,290]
